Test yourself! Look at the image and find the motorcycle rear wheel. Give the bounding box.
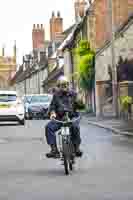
[64,155,69,175]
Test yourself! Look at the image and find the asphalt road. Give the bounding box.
[0,118,133,199]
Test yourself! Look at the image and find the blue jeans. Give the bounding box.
[45,119,81,146]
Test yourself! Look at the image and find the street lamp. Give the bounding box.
[35,63,40,94]
[23,62,27,95]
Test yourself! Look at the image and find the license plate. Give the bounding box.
[61,127,70,136]
[0,104,9,108]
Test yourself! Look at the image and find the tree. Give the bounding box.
[74,40,95,109]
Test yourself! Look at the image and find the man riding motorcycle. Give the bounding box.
[45,76,82,158]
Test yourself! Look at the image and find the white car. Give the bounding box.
[0,91,25,125]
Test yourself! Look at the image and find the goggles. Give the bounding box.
[59,82,69,88]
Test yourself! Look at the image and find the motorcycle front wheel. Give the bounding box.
[64,154,69,175]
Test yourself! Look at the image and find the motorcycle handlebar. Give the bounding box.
[52,116,81,124]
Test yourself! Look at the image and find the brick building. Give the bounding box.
[74,0,87,21]
[32,24,45,50]
[50,11,63,42]
[0,43,17,89]
[90,0,133,50]
[91,0,133,117]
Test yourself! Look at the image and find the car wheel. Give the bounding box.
[25,113,29,120]
[28,113,33,120]
[19,119,25,125]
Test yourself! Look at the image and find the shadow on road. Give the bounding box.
[0,168,69,177]
[0,123,19,126]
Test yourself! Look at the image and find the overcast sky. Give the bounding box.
[0,0,75,63]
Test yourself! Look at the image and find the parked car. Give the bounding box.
[27,94,53,119]
[0,91,25,125]
[22,95,33,119]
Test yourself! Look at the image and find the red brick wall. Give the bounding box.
[32,24,45,49]
[113,0,128,27]
[94,0,108,49]
[92,0,133,49]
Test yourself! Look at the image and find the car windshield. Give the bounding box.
[0,94,17,102]
[31,95,52,103]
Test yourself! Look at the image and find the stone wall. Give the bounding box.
[95,18,133,117]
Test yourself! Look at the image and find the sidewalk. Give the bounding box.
[87,115,133,136]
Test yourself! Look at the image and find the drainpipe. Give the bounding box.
[70,49,75,90]
[24,78,26,95]
[37,70,40,94]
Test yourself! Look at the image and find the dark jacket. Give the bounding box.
[48,89,79,119]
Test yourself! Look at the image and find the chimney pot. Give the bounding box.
[52,11,55,17]
[57,11,60,17]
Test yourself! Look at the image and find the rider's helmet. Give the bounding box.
[57,75,69,92]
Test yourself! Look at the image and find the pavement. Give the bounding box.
[1,119,133,199]
[88,115,133,136]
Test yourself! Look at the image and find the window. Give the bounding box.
[31,95,52,103]
[0,94,17,102]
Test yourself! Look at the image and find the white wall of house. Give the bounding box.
[40,68,48,93]
[15,81,25,97]
[14,67,49,96]
[64,50,72,82]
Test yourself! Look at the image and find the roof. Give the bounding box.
[58,30,76,51]
[47,25,76,59]
[10,58,48,84]
[42,66,64,86]
[58,19,85,51]
[62,24,75,35]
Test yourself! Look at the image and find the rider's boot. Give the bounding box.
[74,144,83,157]
[46,144,60,158]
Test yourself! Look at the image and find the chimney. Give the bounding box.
[33,24,36,29]
[74,0,87,22]
[50,11,63,41]
[57,11,60,17]
[32,24,45,49]
[13,41,16,63]
[74,0,80,22]
[79,0,87,17]
[52,11,55,18]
